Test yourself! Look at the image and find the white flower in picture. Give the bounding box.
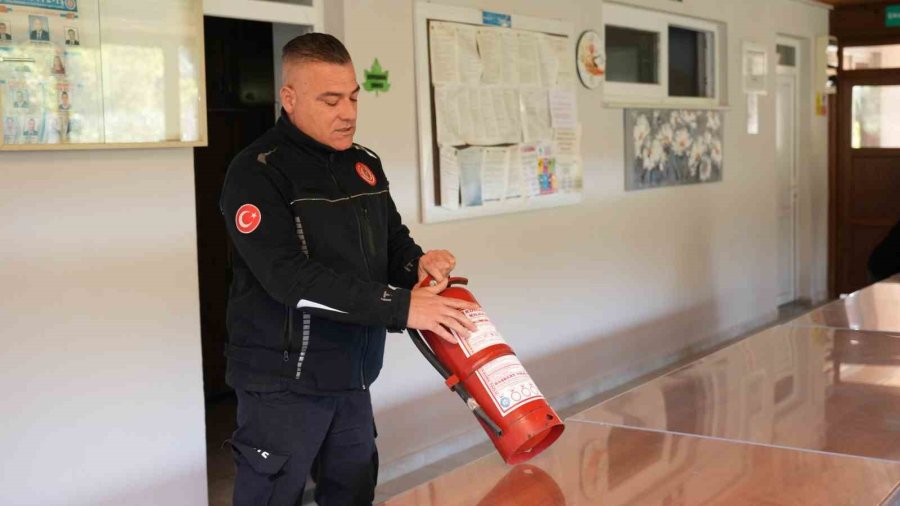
[710,138,723,165]
[688,140,705,176]
[658,123,674,147]
[648,138,665,170]
[699,156,713,181]
[681,110,698,129]
[641,143,654,171]
[706,112,721,132]
[673,128,692,156]
[634,114,651,153]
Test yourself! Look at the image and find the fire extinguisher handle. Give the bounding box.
[418,276,470,289]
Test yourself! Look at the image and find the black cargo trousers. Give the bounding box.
[228,389,378,505]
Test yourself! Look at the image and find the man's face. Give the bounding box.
[0,25,7,35]
[16,91,23,102]
[280,60,358,151]
[33,19,42,32]
[27,118,34,129]
[61,93,69,105]
[67,30,74,39]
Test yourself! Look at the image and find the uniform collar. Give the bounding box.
[276,110,341,154]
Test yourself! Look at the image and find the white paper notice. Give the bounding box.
[521,89,552,143]
[434,85,463,146]
[548,88,577,130]
[476,29,503,85]
[506,146,523,199]
[747,93,759,135]
[553,127,580,158]
[517,33,541,85]
[439,146,460,210]
[458,147,484,207]
[519,143,540,197]
[556,156,581,193]
[503,88,522,144]
[455,309,507,356]
[429,22,459,84]
[538,34,560,88]
[457,26,483,85]
[500,32,520,85]
[482,146,510,202]
[543,35,574,86]
[479,87,501,145]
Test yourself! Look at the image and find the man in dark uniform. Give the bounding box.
[220,33,478,506]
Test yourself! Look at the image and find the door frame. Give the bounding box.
[776,36,801,305]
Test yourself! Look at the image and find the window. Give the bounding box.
[668,26,713,97]
[603,3,721,106]
[606,26,659,84]
[851,85,900,148]
[777,44,797,67]
[843,44,900,71]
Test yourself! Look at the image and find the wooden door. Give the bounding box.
[834,69,900,294]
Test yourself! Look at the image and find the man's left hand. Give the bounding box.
[417,250,457,283]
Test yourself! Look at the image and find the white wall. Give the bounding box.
[0,0,830,503]
[334,0,830,480]
[0,149,207,506]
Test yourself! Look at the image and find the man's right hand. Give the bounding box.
[407,278,479,344]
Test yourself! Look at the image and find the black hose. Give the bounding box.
[408,329,503,437]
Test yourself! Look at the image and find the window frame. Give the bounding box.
[602,2,722,108]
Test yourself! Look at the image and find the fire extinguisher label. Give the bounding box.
[454,309,545,415]
[455,309,506,358]
[476,355,545,416]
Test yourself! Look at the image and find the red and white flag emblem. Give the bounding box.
[235,204,261,234]
[356,162,377,186]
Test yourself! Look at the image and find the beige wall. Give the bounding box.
[0,149,207,505]
[0,0,830,503]
[336,0,830,480]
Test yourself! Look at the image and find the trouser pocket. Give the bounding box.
[228,439,291,506]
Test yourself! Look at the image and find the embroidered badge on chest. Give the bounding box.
[356,162,377,187]
[235,204,261,234]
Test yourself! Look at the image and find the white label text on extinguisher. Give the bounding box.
[454,309,506,358]
[476,355,544,416]
[454,309,544,416]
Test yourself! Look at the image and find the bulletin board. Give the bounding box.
[0,0,206,151]
[414,2,581,223]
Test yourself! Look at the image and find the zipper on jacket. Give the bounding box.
[325,153,372,390]
[282,305,291,362]
[361,207,377,255]
[325,153,373,277]
[361,327,369,390]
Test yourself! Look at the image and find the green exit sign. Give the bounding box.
[888,5,900,27]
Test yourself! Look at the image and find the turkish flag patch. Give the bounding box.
[235,204,261,234]
[356,162,377,186]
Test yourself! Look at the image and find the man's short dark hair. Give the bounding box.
[282,33,351,66]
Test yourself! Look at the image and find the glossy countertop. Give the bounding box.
[378,421,900,505]
[571,324,900,462]
[789,278,900,333]
[378,278,900,505]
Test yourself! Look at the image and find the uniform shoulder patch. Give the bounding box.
[355,162,377,187]
[235,204,262,234]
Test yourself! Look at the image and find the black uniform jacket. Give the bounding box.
[220,113,423,394]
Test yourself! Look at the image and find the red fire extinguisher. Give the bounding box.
[408,277,565,465]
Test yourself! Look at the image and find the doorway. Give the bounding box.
[776,38,800,306]
[833,43,900,294]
